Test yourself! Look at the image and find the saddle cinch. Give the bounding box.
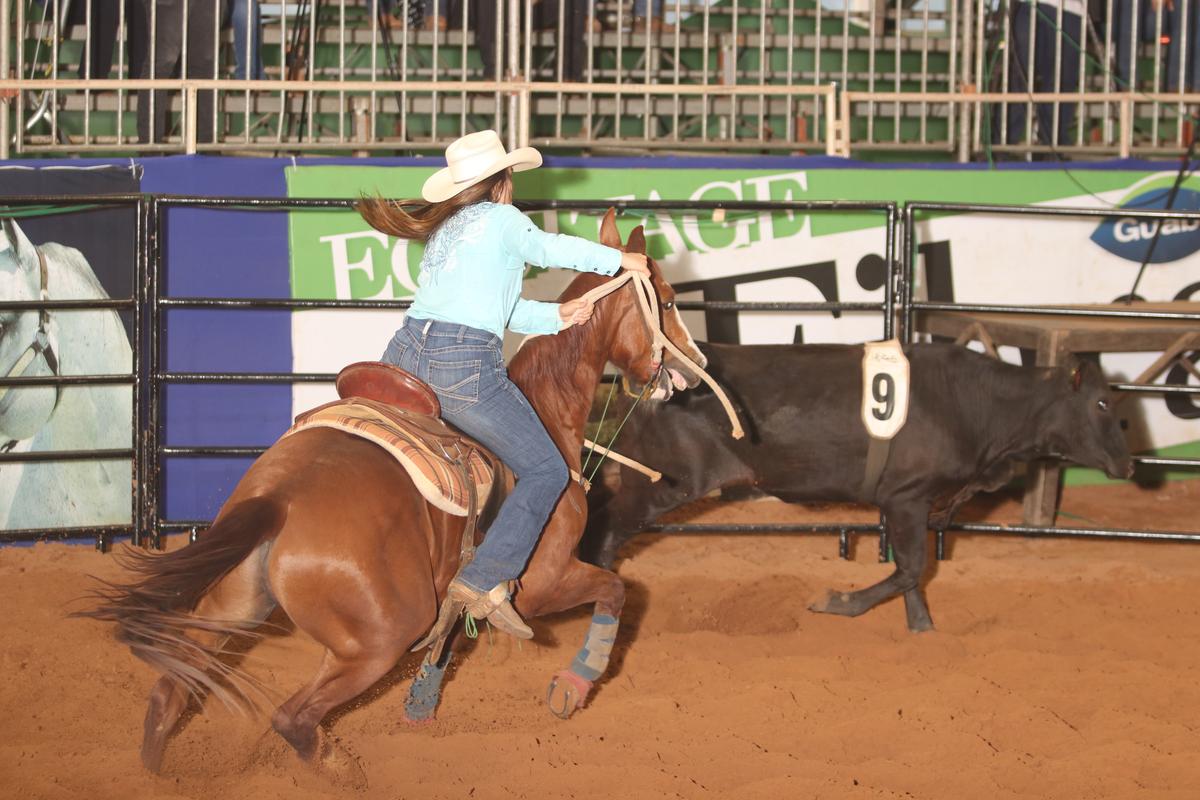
[284,361,503,519]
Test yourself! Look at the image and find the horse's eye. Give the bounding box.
[1097,399,1109,412]
[663,301,674,310]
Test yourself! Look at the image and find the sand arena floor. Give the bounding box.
[2,479,1199,800]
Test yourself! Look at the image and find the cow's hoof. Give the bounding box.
[546,670,592,720]
[140,740,166,775]
[809,590,858,616]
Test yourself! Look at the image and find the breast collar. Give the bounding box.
[1,247,61,452]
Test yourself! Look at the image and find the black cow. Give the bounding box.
[581,341,1133,632]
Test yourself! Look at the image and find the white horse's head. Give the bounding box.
[0,218,59,443]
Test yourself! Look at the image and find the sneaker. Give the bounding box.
[447,579,534,640]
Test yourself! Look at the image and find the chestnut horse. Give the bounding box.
[81,212,707,773]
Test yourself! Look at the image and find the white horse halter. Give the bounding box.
[0,245,62,450]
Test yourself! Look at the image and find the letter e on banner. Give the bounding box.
[861,340,910,440]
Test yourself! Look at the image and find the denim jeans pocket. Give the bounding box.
[428,358,482,413]
[382,338,409,367]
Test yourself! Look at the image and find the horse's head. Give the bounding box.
[588,208,706,401]
[0,218,59,442]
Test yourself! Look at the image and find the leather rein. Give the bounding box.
[563,270,745,490]
[577,270,744,440]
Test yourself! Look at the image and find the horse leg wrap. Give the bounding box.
[569,614,619,682]
[404,654,451,723]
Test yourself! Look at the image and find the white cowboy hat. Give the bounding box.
[421,130,542,203]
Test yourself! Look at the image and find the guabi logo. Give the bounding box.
[1091,187,1200,263]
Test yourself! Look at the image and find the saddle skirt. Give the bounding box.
[285,394,494,517]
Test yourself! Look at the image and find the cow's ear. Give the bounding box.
[1070,365,1083,392]
[627,225,647,255]
[599,208,622,249]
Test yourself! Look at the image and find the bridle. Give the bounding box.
[578,269,744,440]
[1,246,61,451]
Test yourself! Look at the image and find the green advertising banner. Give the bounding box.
[287,165,1148,302]
[285,163,1200,485]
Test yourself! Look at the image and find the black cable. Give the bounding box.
[999,18,1122,206]
[988,3,1199,207]
[1126,112,1200,302]
[995,4,1200,301]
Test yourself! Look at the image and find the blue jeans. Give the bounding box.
[1001,3,1081,147]
[381,316,570,592]
[1166,3,1200,91]
[228,0,263,80]
[634,0,663,17]
[1118,1,1200,91]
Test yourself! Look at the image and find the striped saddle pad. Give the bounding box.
[284,397,494,517]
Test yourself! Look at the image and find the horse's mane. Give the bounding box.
[508,271,615,390]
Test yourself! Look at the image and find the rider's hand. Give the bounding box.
[559,298,596,328]
[621,252,651,275]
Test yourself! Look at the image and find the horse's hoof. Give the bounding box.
[241,728,296,773]
[403,690,441,724]
[546,670,593,720]
[404,664,447,724]
[318,735,368,791]
[402,712,437,728]
[907,617,935,634]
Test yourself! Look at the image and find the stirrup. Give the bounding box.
[411,594,464,663]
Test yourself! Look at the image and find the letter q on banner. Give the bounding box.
[861,340,910,440]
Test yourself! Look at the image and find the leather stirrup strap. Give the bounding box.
[411,444,481,659]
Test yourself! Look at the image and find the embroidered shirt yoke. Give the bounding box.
[407,202,623,338]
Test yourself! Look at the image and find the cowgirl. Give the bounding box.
[357,130,650,640]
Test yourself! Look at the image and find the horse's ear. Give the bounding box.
[626,225,647,255]
[599,208,623,250]
[1070,364,1083,392]
[1,218,16,251]
[1,218,34,268]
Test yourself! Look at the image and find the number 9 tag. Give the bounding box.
[861,339,910,440]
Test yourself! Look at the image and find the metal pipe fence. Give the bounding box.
[901,199,1200,552]
[145,197,898,557]
[6,0,1200,158]
[2,193,1197,561]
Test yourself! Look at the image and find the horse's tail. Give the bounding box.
[73,496,286,710]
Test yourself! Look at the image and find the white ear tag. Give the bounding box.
[861,339,910,440]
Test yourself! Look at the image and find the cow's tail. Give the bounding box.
[73,496,286,711]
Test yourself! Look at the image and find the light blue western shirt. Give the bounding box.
[406,202,623,337]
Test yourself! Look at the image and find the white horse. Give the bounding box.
[0,217,133,531]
